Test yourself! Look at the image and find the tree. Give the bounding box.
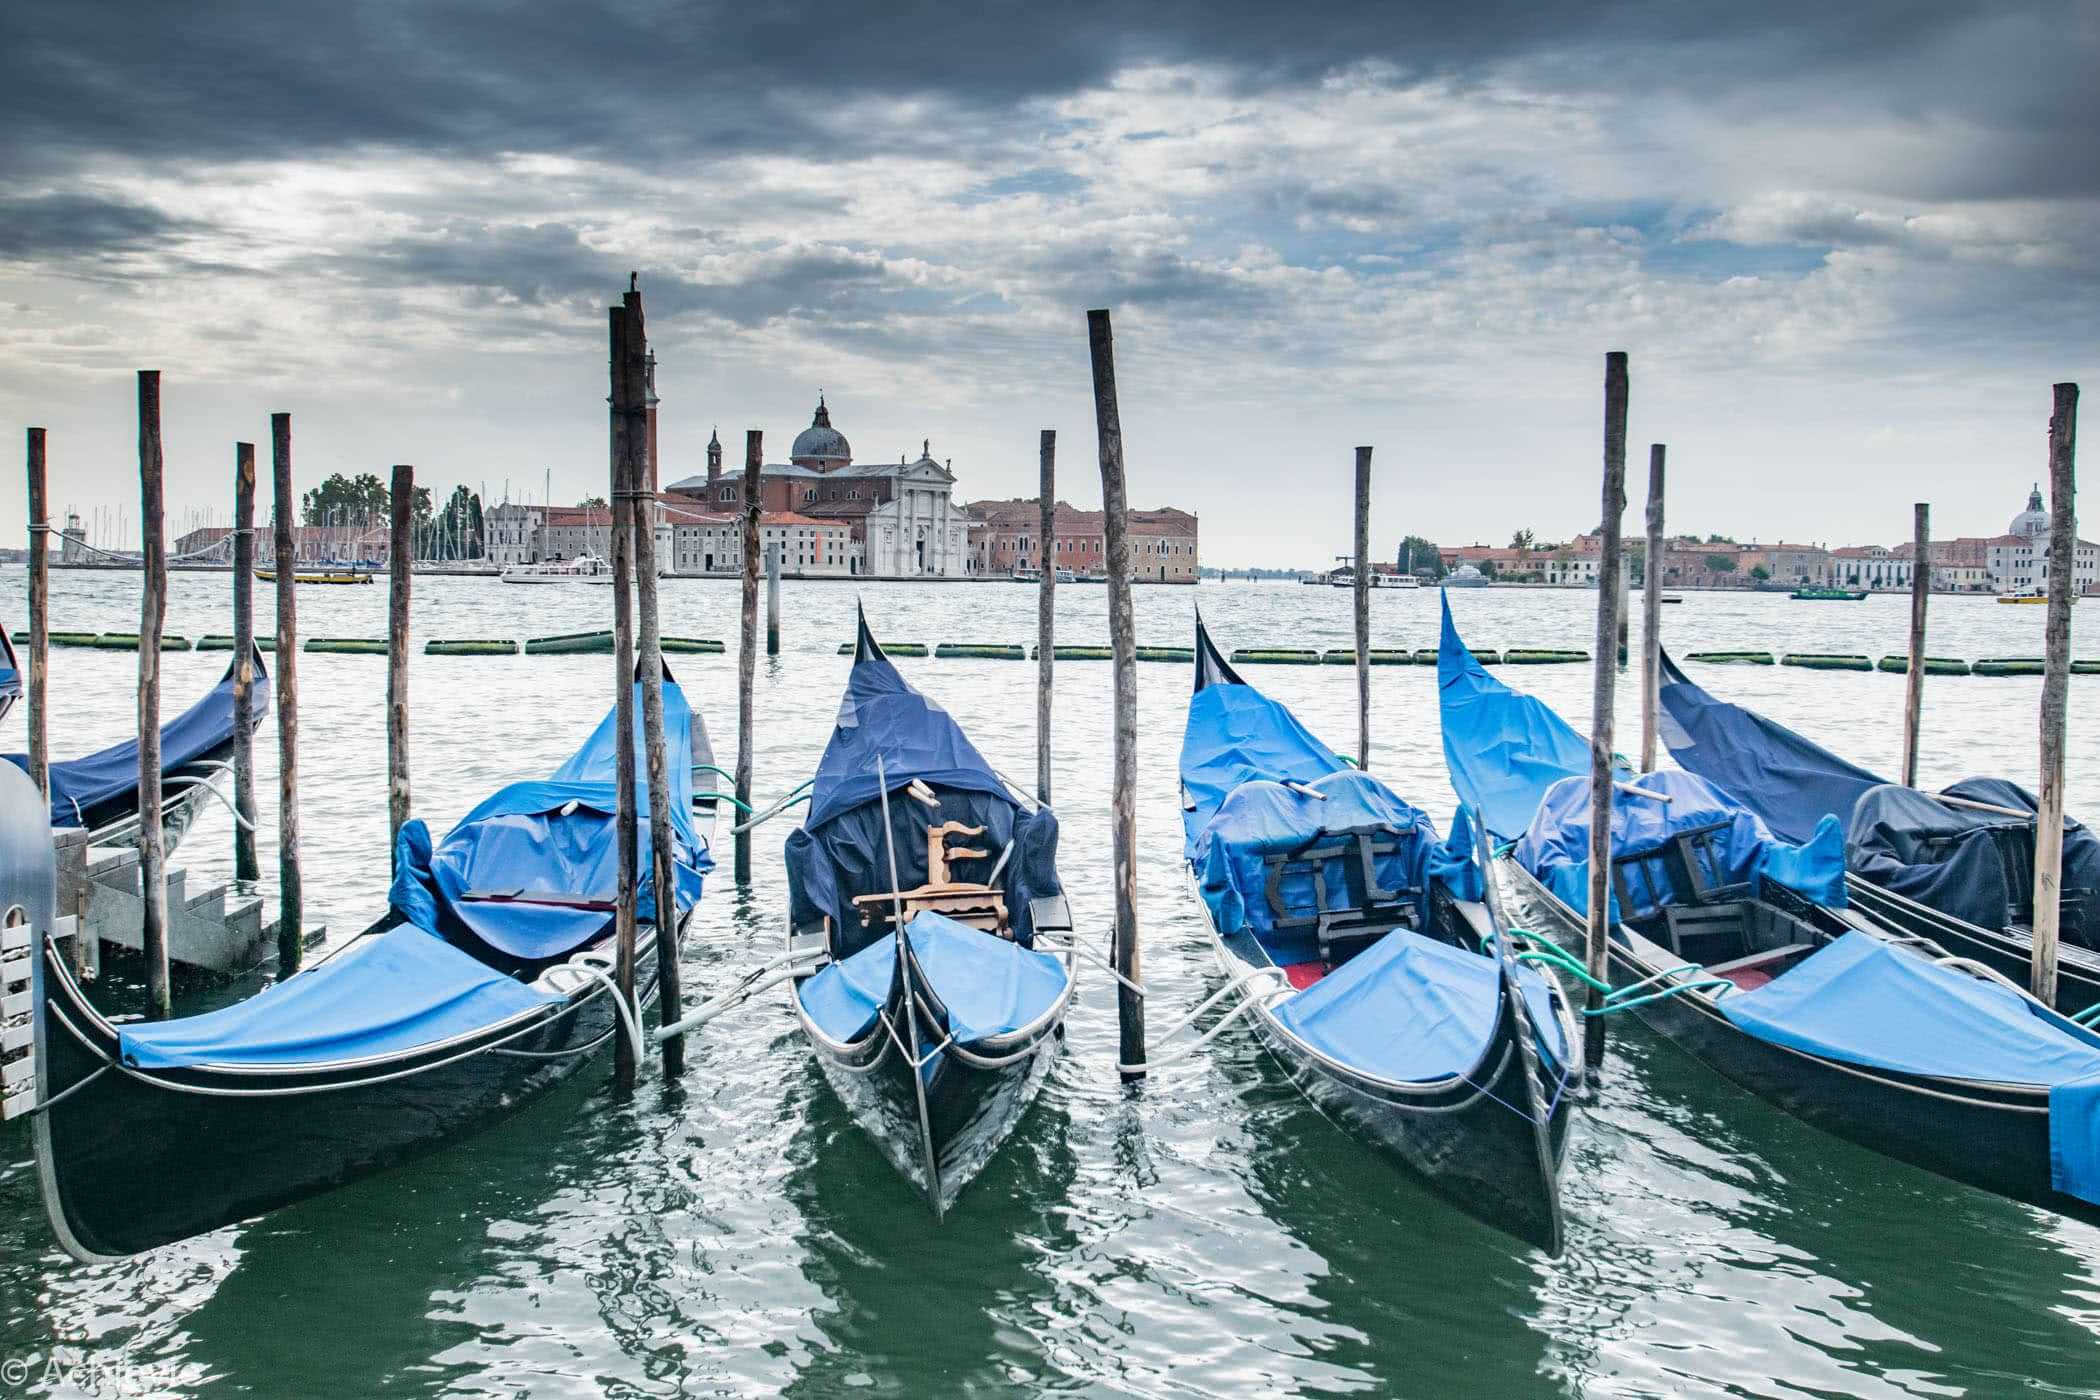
[301,472,389,527]
[1749,564,1771,581]
[578,494,607,510]
[1704,553,1738,575]
[1704,533,1737,545]
[1626,539,1648,584]
[1510,527,1536,551]
[1397,534,1446,579]
[434,485,485,559]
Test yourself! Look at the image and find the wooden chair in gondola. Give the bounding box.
[852,820,1011,936]
[1610,822,1756,967]
[1262,829,1419,966]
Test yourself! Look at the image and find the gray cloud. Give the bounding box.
[0,191,194,261]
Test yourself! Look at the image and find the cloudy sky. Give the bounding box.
[2,1,2093,565]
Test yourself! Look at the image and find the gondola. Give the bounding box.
[28,668,717,1260]
[1654,651,2100,1013]
[1181,617,1579,1254]
[0,625,20,725]
[2,645,270,855]
[1437,596,2100,1226]
[784,609,1074,1218]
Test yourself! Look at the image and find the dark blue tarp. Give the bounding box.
[119,924,562,1069]
[806,634,1008,829]
[1191,768,1483,963]
[1273,926,1566,1081]
[1849,777,2100,942]
[1179,673,1345,859]
[4,648,269,830]
[1438,596,1594,843]
[1513,769,1847,921]
[1656,651,1886,845]
[0,627,18,713]
[389,679,711,962]
[797,911,1069,1046]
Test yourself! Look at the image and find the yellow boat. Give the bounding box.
[255,569,375,585]
[1997,589,2052,604]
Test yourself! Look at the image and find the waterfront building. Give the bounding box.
[968,499,1200,582]
[484,502,545,566]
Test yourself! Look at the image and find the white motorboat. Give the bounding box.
[500,553,611,584]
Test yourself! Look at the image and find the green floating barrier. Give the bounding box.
[661,637,724,654]
[1686,651,1775,665]
[1782,653,1873,671]
[525,629,614,656]
[935,643,1025,660]
[1232,649,1321,665]
[1504,648,1590,665]
[1411,647,1499,665]
[425,638,518,656]
[1137,646,1194,663]
[305,637,387,654]
[86,633,191,651]
[1321,649,1413,665]
[42,631,101,648]
[2079,660,2100,675]
[196,634,277,652]
[1875,655,1969,676]
[1972,657,2044,676]
[1035,645,1106,660]
[836,641,927,657]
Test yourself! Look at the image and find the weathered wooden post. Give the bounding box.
[1617,542,1632,666]
[1088,308,1145,1080]
[1901,503,1930,788]
[272,412,302,973]
[25,429,48,804]
[137,372,171,1018]
[1037,429,1055,804]
[620,282,687,1077]
[231,443,259,882]
[1354,445,1373,770]
[1640,445,1665,772]
[1586,351,1630,1067]
[766,541,781,656]
[387,464,414,865]
[606,298,641,1093]
[2033,383,2078,1006]
[735,430,761,885]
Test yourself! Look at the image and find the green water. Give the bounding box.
[4,573,2099,1397]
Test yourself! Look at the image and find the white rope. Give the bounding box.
[653,947,823,1039]
[1118,986,1290,1076]
[535,951,643,1066]
[1036,930,1147,996]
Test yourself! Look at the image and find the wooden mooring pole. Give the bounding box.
[1586,351,1630,1067]
[1088,308,1145,1080]
[232,443,260,882]
[272,412,302,974]
[1901,503,1930,788]
[387,464,414,865]
[1640,446,1665,772]
[735,430,761,886]
[621,282,686,1077]
[137,373,171,1018]
[2033,383,2078,1006]
[25,429,48,805]
[1354,446,1373,769]
[766,541,781,656]
[607,295,641,1093]
[1037,430,1055,805]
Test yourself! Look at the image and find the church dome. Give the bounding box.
[2011,484,2049,539]
[790,395,851,466]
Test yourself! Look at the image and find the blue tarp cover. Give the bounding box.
[1513,769,1847,921]
[119,925,561,1069]
[1190,769,1483,962]
[1850,777,2100,942]
[1179,674,1345,858]
[389,680,711,961]
[0,627,17,703]
[797,911,1069,1046]
[1438,597,1594,842]
[5,649,268,830]
[1272,926,1566,1081]
[806,639,1008,830]
[1657,651,1886,845]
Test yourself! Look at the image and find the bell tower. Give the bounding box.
[706,426,722,484]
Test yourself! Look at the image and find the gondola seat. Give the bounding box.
[797,912,1068,1047]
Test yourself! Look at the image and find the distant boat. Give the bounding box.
[255,569,374,586]
[501,554,610,584]
[1997,588,2063,605]
[1791,587,1867,601]
[1441,564,1490,589]
[1055,568,1078,584]
[1010,568,1041,583]
[1329,568,1419,590]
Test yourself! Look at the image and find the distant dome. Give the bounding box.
[2011,483,2049,539]
[790,395,851,466]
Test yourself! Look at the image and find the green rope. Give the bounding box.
[1505,927,1733,1013]
[693,789,755,815]
[1336,753,1360,768]
[694,764,737,784]
[2074,1002,2100,1026]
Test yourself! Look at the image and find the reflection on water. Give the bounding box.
[3,571,2099,1396]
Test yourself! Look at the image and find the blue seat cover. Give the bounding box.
[1272,927,1566,1082]
[798,912,1068,1047]
[119,925,561,1070]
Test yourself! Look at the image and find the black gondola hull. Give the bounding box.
[1497,858,2100,1228]
[34,928,668,1261]
[1844,874,2100,1016]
